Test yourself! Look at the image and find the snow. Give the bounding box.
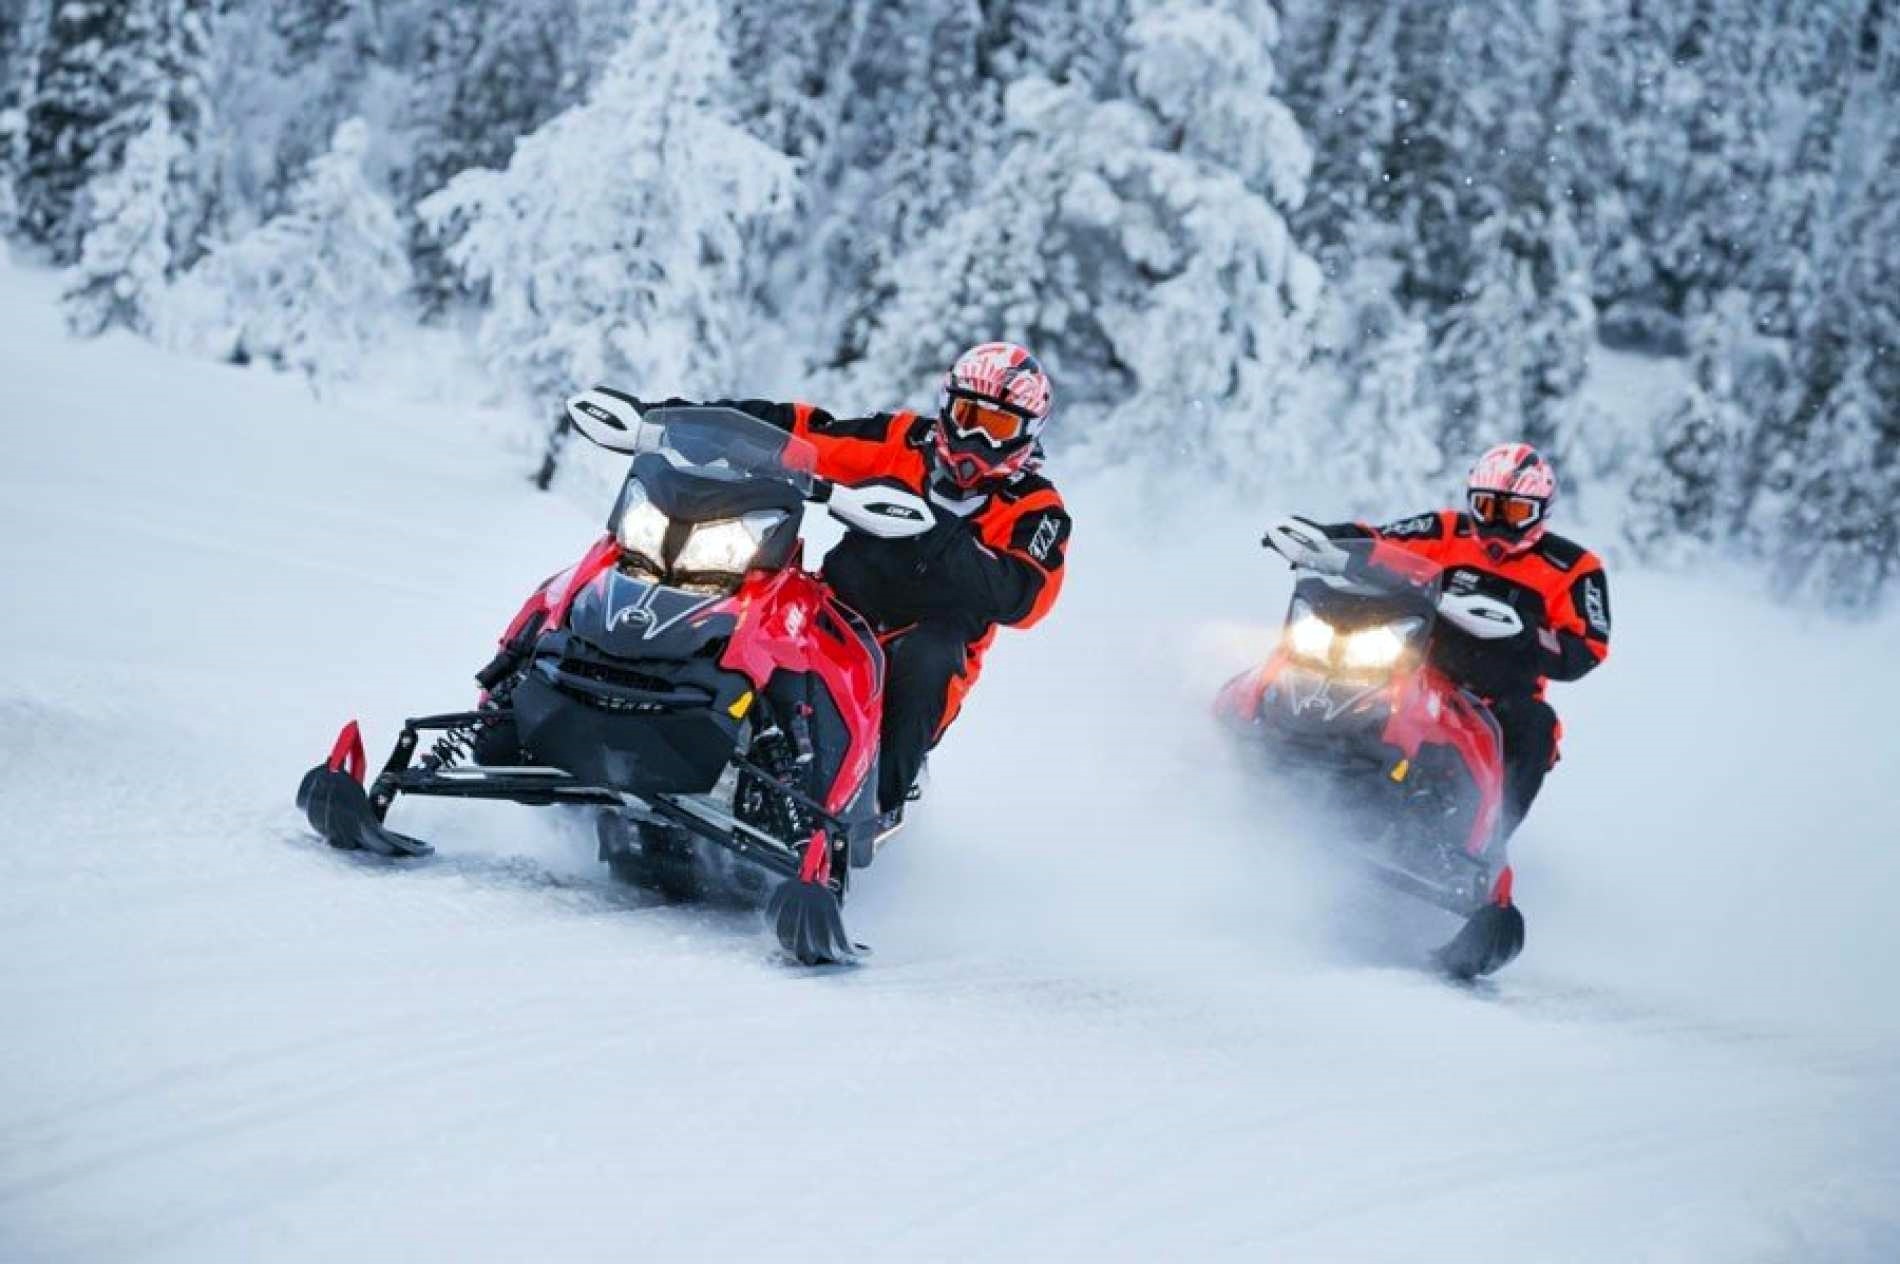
[2,258,1898,1261]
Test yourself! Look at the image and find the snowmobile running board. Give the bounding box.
[1351,847,1492,919]
[295,715,868,965]
[1320,830,1523,978]
[296,713,830,882]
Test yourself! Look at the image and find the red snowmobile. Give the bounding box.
[295,405,936,965]
[1214,519,1528,978]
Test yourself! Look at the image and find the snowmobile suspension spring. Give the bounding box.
[421,722,481,772]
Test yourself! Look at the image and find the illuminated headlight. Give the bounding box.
[615,488,670,572]
[674,510,786,577]
[1340,618,1423,671]
[1287,609,1336,662]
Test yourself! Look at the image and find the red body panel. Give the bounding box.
[717,567,883,815]
[498,535,622,643]
[1378,663,1505,856]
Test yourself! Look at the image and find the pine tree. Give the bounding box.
[0,0,50,233]
[806,0,1002,369]
[1759,115,1900,611]
[182,118,412,378]
[1773,354,1895,613]
[1312,252,1442,511]
[719,0,859,163]
[61,109,178,337]
[260,0,382,202]
[404,0,598,310]
[1278,1,1401,264]
[857,2,1322,488]
[19,0,212,264]
[417,2,796,418]
[1427,210,1534,464]
[1624,392,1751,569]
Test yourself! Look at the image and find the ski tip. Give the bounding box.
[766,877,863,967]
[296,764,433,858]
[323,719,368,784]
[1434,902,1526,980]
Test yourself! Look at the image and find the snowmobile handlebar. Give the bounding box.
[814,478,936,540]
[565,388,934,540]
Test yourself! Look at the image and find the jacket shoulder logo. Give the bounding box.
[1380,513,1439,539]
[1580,574,1611,636]
[1027,516,1062,562]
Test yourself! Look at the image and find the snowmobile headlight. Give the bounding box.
[1287,611,1336,662]
[615,489,671,571]
[1340,618,1424,671]
[673,510,787,578]
[1342,625,1404,670]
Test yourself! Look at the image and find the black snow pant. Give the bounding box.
[1490,693,1559,837]
[877,622,972,812]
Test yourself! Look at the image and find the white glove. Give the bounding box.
[1437,590,1525,640]
[1262,515,1350,576]
[565,388,665,455]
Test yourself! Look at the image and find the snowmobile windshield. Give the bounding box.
[1282,540,1444,676]
[1293,538,1443,631]
[643,405,818,494]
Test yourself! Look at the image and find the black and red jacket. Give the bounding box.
[648,398,1072,653]
[1326,511,1611,700]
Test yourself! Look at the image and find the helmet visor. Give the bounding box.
[1468,490,1545,531]
[945,395,1029,448]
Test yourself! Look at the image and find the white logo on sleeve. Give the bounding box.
[1028,517,1061,563]
[1581,576,1610,635]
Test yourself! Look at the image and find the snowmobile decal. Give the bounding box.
[602,570,720,640]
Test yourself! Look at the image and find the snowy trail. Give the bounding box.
[3,264,1897,1262]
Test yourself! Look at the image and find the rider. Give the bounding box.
[589,342,1071,820]
[1287,443,1610,836]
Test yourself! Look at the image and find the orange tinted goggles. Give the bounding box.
[1468,490,1545,529]
[945,395,1029,448]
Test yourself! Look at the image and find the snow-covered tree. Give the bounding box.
[719,0,859,164]
[402,0,614,310]
[417,2,796,413]
[1625,390,1750,568]
[182,118,411,377]
[0,0,47,233]
[1771,354,1895,613]
[795,0,1004,369]
[60,110,179,337]
[855,2,1321,486]
[1428,212,1532,465]
[18,0,212,264]
[1304,250,1441,512]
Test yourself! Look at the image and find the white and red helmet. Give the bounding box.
[933,342,1054,490]
[1466,442,1558,552]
